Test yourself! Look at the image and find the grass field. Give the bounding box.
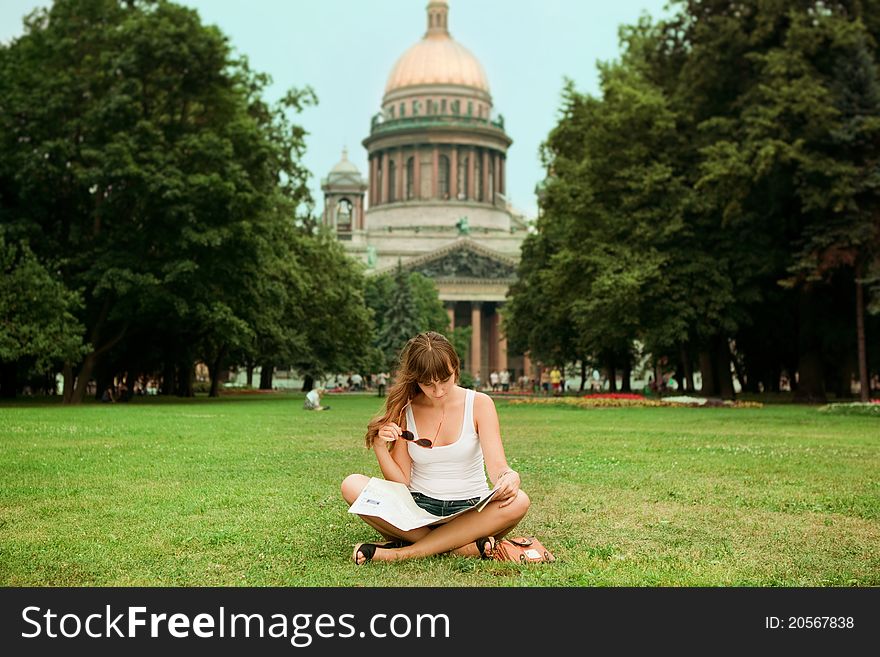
[0,393,877,586]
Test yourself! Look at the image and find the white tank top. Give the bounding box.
[406,388,490,500]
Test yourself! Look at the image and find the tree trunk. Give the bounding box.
[209,347,226,398]
[66,313,128,403]
[176,362,194,397]
[731,349,749,395]
[607,363,617,393]
[795,289,827,403]
[796,351,826,403]
[699,349,717,396]
[246,361,254,388]
[62,361,75,403]
[580,361,587,392]
[716,337,735,400]
[856,274,869,403]
[680,345,694,392]
[259,363,274,390]
[621,359,632,392]
[70,352,98,404]
[302,374,314,393]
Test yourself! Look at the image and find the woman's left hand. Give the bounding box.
[494,469,520,508]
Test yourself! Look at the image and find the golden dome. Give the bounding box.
[384,1,490,96]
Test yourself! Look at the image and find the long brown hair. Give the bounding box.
[364,331,461,448]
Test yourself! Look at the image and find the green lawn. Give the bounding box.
[0,393,877,586]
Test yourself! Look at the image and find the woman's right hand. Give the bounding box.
[377,422,403,443]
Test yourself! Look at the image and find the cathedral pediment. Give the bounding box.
[397,239,518,282]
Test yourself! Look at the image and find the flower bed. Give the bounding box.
[508,395,762,409]
[818,402,880,416]
[509,396,662,408]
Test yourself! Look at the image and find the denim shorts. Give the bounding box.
[411,492,481,517]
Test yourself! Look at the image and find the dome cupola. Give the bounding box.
[383,0,490,108]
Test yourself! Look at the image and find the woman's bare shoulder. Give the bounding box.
[473,390,496,409]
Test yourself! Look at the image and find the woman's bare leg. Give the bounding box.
[341,474,431,544]
[357,490,531,563]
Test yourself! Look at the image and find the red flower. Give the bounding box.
[582,393,645,400]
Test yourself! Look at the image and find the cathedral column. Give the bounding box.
[450,146,458,200]
[494,152,501,198]
[467,148,475,201]
[470,302,482,379]
[446,302,455,330]
[523,352,532,387]
[499,155,505,196]
[396,150,404,201]
[432,147,439,199]
[498,323,508,375]
[488,308,498,371]
[413,147,421,200]
[381,151,390,204]
[482,149,490,203]
[369,156,377,207]
[370,155,379,207]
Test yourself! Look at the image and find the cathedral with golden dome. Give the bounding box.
[322,0,531,381]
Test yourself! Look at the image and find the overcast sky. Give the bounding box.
[1,0,673,218]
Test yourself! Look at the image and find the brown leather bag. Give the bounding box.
[493,536,555,563]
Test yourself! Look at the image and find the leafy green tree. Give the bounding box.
[0,0,325,401]
[369,263,433,371]
[0,235,84,396]
[283,230,374,389]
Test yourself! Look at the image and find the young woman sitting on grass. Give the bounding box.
[341,331,530,565]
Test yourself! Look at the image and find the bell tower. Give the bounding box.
[321,148,367,240]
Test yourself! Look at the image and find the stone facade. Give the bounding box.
[321,0,529,382]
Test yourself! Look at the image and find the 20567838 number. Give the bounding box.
[787,617,854,629]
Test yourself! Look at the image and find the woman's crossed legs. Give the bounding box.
[341,473,530,564]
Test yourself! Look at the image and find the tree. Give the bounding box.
[367,263,435,371]
[0,234,84,396]
[284,229,374,390]
[0,0,326,401]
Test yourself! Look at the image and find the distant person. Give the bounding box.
[101,386,115,403]
[540,368,550,395]
[351,372,363,392]
[341,331,529,565]
[489,371,499,392]
[499,369,510,392]
[550,367,562,396]
[376,372,388,397]
[304,387,329,411]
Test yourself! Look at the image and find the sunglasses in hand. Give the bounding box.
[399,430,432,448]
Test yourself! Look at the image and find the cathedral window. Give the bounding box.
[438,155,450,200]
[400,102,406,117]
[441,99,447,114]
[336,198,353,231]
[457,155,468,200]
